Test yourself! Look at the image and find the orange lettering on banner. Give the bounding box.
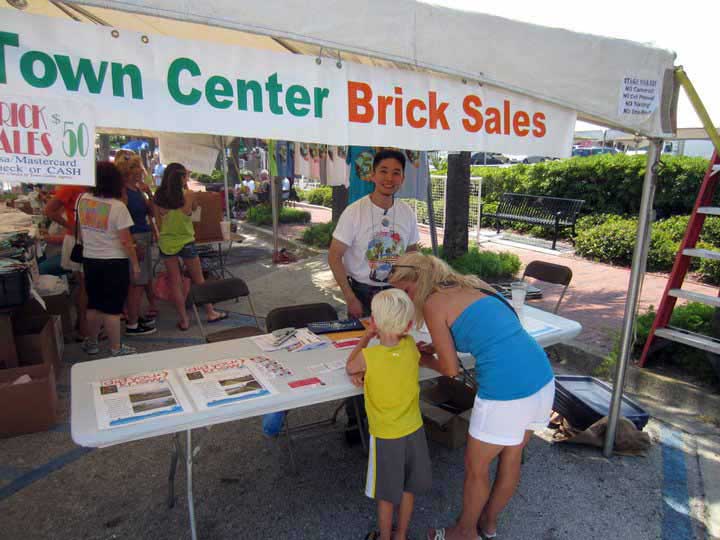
[378,95,393,126]
[462,95,483,132]
[532,113,546,137]
[513,110,530,136]
[485,107,501,134]
[428,91,450,130]
[347,81,373,123]
[394,87,404,127]
[503,100,512,135]
[407,99,427,128]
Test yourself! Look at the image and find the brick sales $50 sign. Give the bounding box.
[0,94,95,186]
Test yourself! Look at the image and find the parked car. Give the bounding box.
[470,152,506,165]
[523,156,550,164]
[571,147,617,157]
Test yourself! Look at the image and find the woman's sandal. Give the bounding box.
[207,312,228,323]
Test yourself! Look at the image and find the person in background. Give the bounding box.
[152,157,166,187]
[153,163,227,331]
[114,149,158,336]
[389,253,555,540]
[346,289,431,540]
[44,184,89,340]
[77,162,139,357]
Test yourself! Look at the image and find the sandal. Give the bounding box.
[207,312,228,323]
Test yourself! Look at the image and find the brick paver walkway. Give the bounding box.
[275,203,719,354]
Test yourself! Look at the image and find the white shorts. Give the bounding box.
[60,234,83,273]
[468,379,555,446]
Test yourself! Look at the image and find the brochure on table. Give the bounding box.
[93,370,191,430]
[179,358,275,410]
[252,328,329,353]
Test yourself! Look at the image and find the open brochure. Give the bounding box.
[252,328,329,353]
[179,358,275,410]
[93,370,190,430]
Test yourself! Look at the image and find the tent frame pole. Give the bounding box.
[603,138,662,457]
[222,139,231,221]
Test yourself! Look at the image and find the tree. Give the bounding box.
[442,151,471,260]
[331,185,348,222]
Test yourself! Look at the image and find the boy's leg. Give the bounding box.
[393,492,414,540]
[377,499,394,540]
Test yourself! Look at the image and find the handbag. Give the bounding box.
[70,194,84,264]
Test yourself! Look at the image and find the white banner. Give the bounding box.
[0,11,575,157]
[0,94,96,186]
[158,134,219,175]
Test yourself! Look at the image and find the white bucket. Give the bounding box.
[220,220,231,241]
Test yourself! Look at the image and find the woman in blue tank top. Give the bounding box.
[390,253,555,540]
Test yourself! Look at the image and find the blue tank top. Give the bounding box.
[126,188,150,234]
[450,295,553,401]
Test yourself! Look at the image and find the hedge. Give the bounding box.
[301,222,336,248]
[305,186,333,208]
[245,205,311,226]
[421,246,521,280]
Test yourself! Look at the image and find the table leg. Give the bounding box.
[167,432,181,508]
[283,412,298,475]
[352,397,368,455]
[186,429,198,540]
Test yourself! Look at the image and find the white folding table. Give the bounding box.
[71,305,581,539]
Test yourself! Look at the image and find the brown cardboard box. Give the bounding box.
[14,316,61,371]
[14,292,73,343]
[0,360,58,436]
[420,377,476,449]
[192,191,223,242]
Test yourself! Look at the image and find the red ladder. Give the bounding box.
[639,151,720,366]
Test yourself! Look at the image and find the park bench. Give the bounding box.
[480,193,585,250]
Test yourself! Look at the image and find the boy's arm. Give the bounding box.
[345,332,372,375]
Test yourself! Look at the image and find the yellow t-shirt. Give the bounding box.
[363,335,423,439]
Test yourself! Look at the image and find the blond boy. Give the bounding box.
[346,288,432,540]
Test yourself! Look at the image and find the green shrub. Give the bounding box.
[306,186,332,207]
[575,217,638,266]
[246,205,310,225]
[301,222,336,248]
[597,302,720,384]
[420,246,520,280]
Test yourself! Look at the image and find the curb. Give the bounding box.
[551,340,720,421]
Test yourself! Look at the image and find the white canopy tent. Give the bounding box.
[0,0,692,456]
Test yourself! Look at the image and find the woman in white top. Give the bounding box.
[77,162,140,357]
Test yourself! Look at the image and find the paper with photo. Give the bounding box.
[179,358,274,410]
[93,370,190,430]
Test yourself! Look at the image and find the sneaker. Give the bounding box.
[138,316,156,327]
[110,344,137,357]
[126,323,157,336]
[81,338,100,355]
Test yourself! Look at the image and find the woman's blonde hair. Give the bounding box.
[114,149,144,180]
[389,252,489,326]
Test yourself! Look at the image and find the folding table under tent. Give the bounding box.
[0,0,705,468]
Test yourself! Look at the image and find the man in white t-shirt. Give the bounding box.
[329,149,420,318]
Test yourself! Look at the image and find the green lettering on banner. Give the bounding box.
[314,87,330,118]
[54,55,108,94]
[286,84,310,117]
[20,51,57,88]
[265,73,283,114]
[236,80,263,112]
[0,32,20,84]
[167,57,201,106]
[111,63,143,99]
[205,75,233,109]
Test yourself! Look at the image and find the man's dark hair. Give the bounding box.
[373,149,406,171]
[93,162,124,199]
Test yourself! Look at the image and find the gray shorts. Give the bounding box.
[131,232,152,286]
[365,427,432,504]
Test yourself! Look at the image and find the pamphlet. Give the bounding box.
[179,358,274,410]
[288,377,326,390]
[252,328,329,353]
[249,355,294,379]
[307,359,346,374]
[93,370,188,430]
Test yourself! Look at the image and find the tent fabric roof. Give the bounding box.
[2,0,677,136]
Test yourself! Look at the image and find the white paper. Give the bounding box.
[93,370,189,430]
[252,328,329,353]
[179,358,274,410]
[524,317,558,339]
[618,77,659,117]
[307,359,346,374]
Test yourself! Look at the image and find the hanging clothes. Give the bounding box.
[295,142,312,178]
[275,141,294,179]
[267,140,278,177]
[309,144,322,180]
[319,145,328,185]
[396,151,430,200]
[347,146,377,204]
[325,146,349,187]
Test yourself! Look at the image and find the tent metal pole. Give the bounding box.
[603,139,662,457]
[270,174,280,255]
[222,139,231,221]
[426,162,438,256]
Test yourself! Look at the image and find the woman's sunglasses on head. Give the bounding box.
[369,263,417,283]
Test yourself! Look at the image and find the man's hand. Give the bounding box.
[346,294,364,319]
[350,372,365,387]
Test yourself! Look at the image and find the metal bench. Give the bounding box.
[480,193,585,250]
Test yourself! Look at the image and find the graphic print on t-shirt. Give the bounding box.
[354,150,375,182]
[80,199,111,231]
[366,228,404,277]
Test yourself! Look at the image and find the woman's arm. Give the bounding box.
[422,295,460,377]
[119,227,140,277]
[181,190,197,216]
[44,198,69,230]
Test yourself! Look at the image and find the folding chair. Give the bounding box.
[188,278,263,342]
[522,260,573,314]
[265,303,368,470]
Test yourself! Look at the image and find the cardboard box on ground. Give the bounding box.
[420,376,476,449]
[192,192,224,243]
[0,315,60,436]
[15,292,74,343]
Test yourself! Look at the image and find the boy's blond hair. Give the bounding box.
[371,288,415,336]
